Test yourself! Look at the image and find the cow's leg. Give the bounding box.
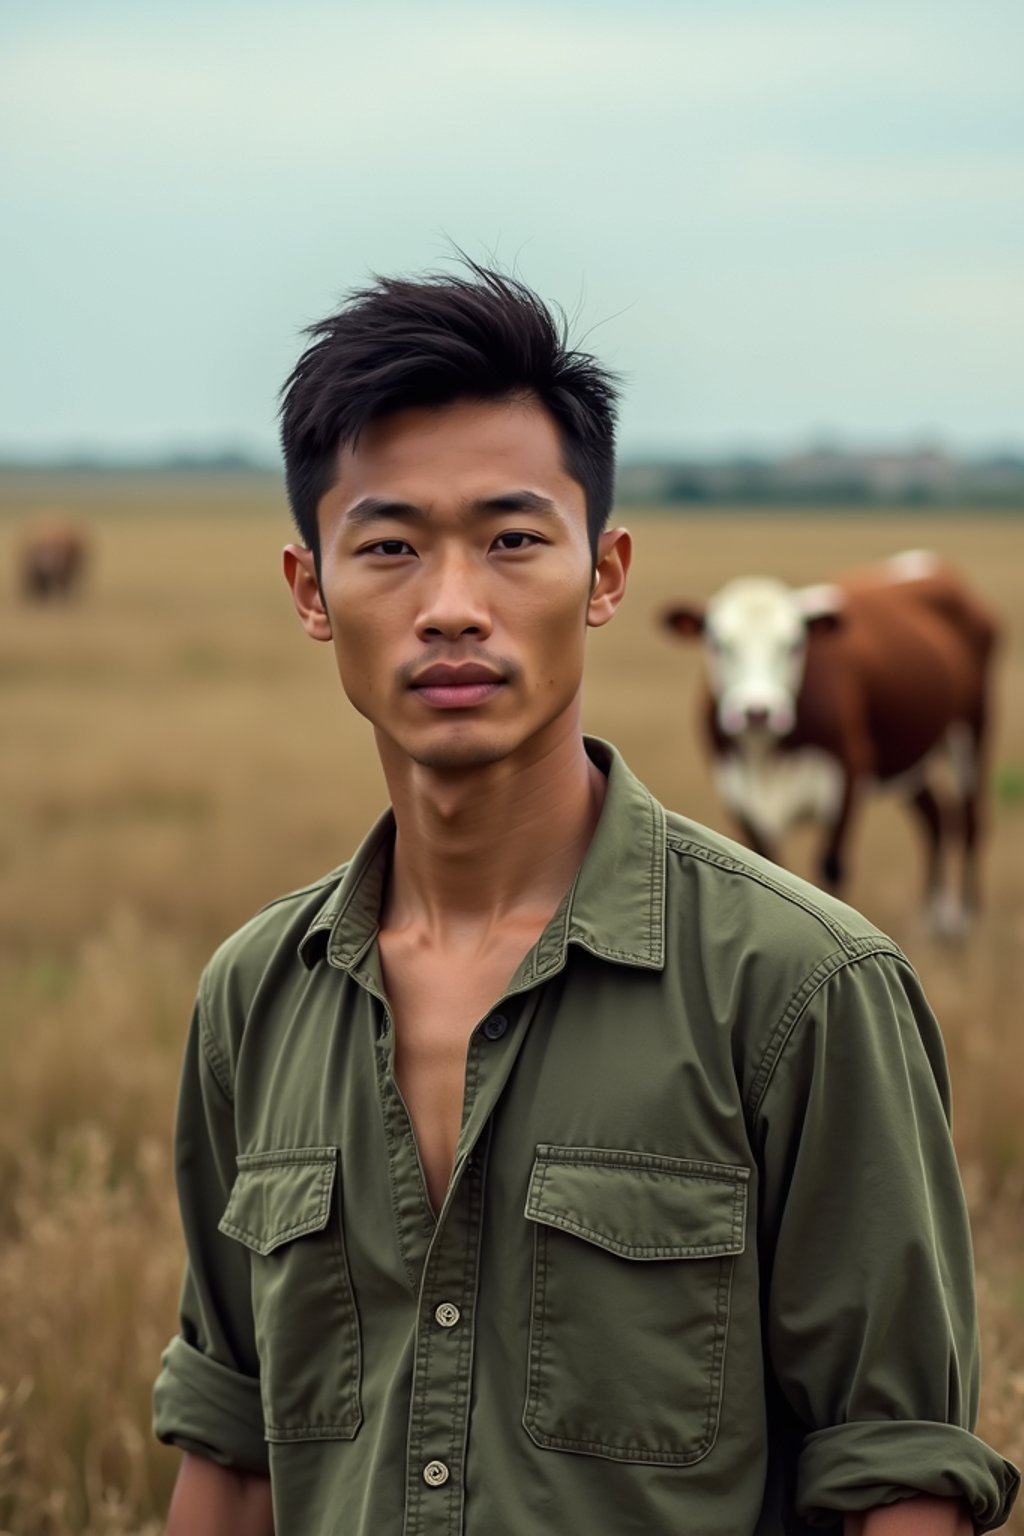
[906,784,955,936]
[816,776,856,894]
[953,714,988,925]
[713,756,781,865]
[734,815,778,866]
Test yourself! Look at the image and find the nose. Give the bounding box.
[745,705,770,729]
[414,551,492,644]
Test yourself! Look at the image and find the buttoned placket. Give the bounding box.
[329,865,579,1536]
[400,1001,540,1536]
[355,963,546,1536]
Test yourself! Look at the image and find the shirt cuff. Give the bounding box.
[797,1420,1020,1532]
[153,1334,270,1474]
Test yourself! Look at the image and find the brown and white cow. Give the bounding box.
[661,552,999,934]
[18,518,89,602]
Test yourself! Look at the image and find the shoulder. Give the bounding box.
[195,864,349,1070]
[201,863,350,999]
[660,808,907,1095]
[663,807,896,961]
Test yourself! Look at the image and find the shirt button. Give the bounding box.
[423,1460,450,1487]
[434,1301,461,1328]
[482,1012,509,1040]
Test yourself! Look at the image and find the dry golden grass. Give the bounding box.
[0,477,1021,1532]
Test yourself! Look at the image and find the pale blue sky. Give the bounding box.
[2,1,1022,460]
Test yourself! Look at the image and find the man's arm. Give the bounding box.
[757,950,1017,1530]
[846,1496,972,1534]
[153,991,271,1495]
[166,1452,274,1536]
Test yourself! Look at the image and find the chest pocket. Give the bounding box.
[219,1146,362,1442]
[523,1145,748,1466]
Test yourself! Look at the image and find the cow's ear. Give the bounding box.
[662,603,706,639]
[794,583,844,634]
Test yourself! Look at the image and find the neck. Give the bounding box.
[377,710,606,940]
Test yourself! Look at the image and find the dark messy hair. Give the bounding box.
[279,260,619,568]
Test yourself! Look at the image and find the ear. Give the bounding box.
[587,527,633,629]
[793,583,844,635]
[661,602,706,640]
[283,543,332,642]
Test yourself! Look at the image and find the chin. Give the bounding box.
[407,731,516,770]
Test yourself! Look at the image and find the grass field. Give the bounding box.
[0,476,1022,1533]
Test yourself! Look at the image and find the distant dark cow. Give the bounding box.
[661,552,999,935]
[19,519,89,601]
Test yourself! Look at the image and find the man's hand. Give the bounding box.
[166,1451,274,1536]
[846,1496,973,1535]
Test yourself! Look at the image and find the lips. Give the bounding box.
[411,663,504,687]
[410,662,507,710]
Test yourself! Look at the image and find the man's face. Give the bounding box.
[285,396,628,771]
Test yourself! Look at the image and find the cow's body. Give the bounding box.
[19,519,89,601]
[663,553,999,933]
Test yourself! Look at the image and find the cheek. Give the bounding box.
[327,603,392,696]
[523,562,591,630]
[521,581,590,688]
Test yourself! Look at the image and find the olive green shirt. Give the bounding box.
[154,739,1018,1534]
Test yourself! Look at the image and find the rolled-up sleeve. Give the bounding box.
[755,950,1019,1531]
[153,986,269,1474]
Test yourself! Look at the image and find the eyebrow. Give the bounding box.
[343,490,560,527]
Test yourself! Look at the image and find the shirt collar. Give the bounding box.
[298,736,666,976]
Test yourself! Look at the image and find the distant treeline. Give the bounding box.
[617,449,1024,508]
[2,447,1024,509]
[0,451,278,477]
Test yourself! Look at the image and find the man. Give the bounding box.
[154,263,1018,1535]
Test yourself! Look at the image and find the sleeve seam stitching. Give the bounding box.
[197,972,235,1105]
[666,833,871,950]
[746,942,903,1119]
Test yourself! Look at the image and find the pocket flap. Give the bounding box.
[219,1146,337,1256]
[525,1145,748,1260]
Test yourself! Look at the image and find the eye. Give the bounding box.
[362,539,416,557]
[492,531,542,552]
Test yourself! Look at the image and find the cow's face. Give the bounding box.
[662,577,842,741]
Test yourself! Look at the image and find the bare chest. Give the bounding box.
[377,938,532,1214]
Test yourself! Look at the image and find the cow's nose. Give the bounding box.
[745,705,770,729]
